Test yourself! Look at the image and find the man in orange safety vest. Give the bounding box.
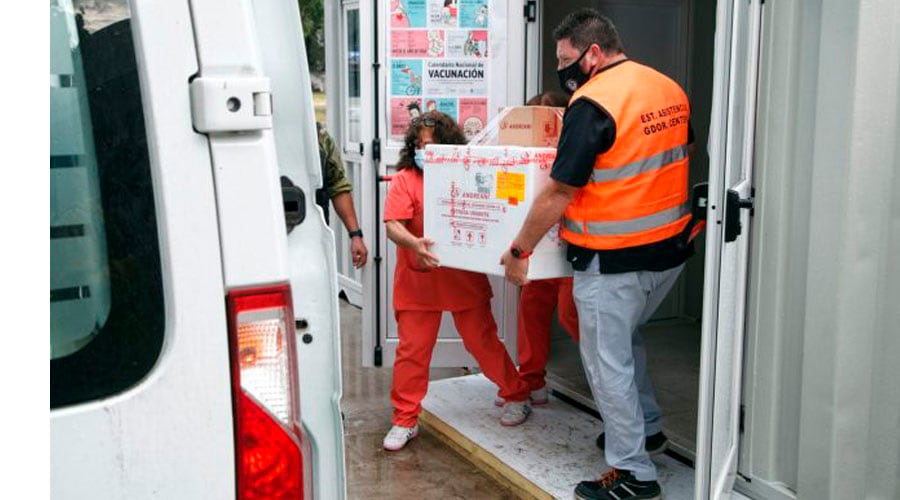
[501,9,696,500]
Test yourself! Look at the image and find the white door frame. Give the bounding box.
[695,0,763,498]
[332,0,374,308]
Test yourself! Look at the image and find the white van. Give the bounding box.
[49,0,346,498]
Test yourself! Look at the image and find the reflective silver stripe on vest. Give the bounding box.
[590,145,688,183]
[565,203,689,236]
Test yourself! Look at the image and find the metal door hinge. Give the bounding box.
[190,76,273,133]
[524,0,537,22]
[739,404,746,434]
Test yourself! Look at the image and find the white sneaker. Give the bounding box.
[383,425,418,451]
[494,387,549,407]
[500,401,532,427]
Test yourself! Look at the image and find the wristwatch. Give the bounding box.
[348,229,364,239]
[509,243,532,259]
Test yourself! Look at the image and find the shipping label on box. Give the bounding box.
[497,106,564,148]
[423,144,572,280]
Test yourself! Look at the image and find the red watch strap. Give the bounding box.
[511,243,532,259]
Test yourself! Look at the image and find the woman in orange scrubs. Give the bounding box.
[383,111,531,451]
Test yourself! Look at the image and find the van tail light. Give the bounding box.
[227,284,310,500]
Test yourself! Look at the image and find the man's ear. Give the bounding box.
[584,44,602,74]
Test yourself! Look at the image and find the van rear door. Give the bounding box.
[188,0,349,497]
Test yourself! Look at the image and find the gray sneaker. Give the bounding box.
[500,401,532,426]
[575,469,662,500]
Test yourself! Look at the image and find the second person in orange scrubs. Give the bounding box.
[496,91,580,407]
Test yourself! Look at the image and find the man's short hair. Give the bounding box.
[552,8,624,55]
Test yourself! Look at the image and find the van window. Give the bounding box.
[50,0,164,409]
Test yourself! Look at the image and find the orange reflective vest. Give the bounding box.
[561,60,692,250]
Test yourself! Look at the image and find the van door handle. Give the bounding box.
[280,176,306,234]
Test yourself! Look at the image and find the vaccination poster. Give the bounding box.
[388,0,498,141]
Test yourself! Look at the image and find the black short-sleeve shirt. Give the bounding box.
[550,94,695,274]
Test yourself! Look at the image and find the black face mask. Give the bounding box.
[557,47,592,95]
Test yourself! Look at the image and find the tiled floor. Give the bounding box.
[339,299,516,499]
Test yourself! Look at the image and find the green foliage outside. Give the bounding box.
[298,0,325,73]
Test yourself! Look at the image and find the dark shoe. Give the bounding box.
[595,431,669,456]
[574,469,662,500]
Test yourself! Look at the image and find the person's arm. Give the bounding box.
[317,125,368,268]
[385,219,439,269]
[332,192,368,268]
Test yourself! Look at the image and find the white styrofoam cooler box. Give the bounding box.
[424,144,572,280]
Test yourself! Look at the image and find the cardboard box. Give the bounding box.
[497,106,564,148]
[423,144,572,280]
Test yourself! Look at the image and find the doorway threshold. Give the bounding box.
[421,374,746,499]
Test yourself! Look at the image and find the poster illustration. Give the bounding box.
[391,0,427,28]
[428,0,458,27]
[424,60,487,96]
[391,59,424,96]
[391,97,422,137]
[446,30,488,58]
[391,30,445,58]
[423,97,458,121]
[459,97,488,138]
[459,0,489,28]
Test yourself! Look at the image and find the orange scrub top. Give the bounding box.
[384,167,493,312]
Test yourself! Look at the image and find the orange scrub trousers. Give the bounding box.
[517,278,580,392]
[385,168,530,427]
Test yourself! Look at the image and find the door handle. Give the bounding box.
[724,187,755,243]
[280,176,306,234]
